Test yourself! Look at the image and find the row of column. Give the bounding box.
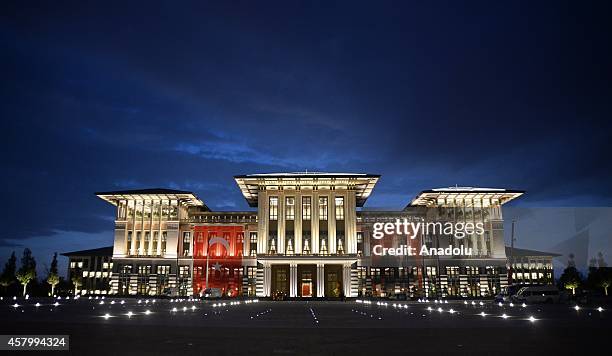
[260,263,353,298]
[257,190,358,255]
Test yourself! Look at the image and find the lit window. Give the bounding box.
[269,197,278,220]
[335,197,344,220]
[302,197,311,220]
[285,197,295,220]
[319,197,328,220]
[182,232,191,256]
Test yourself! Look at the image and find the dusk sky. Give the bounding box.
[1,1,611,274]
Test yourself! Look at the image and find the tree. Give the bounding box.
[0,252,17,294]
[600,275,611,296]
[46,253,60,296]
[15,248,37,296]
[71,267,83,295]
[587,265,612,296]
[558,266,582,295]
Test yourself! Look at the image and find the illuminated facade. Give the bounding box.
[62,246,114,295]
[96,173,529,298]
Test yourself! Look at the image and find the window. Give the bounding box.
[302,197,311,220]
[126,232,132,254]
[152,232,158,255]
[335,197,344,220]
[285,197,295,220]
[161,232,167,255]
[157,265,170,275]
[135,232,141,255]
[319,197,328,220]
[237,233,244,256]
[144,232,150,255]
[249,232,257,256]
[182,232,191,256]
[269,197,278,220]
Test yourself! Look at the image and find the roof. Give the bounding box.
[408,187,524,207]
[96,188,206,208]
[234,172,380,207]
[505,246,562,258]
[61,246,114,257]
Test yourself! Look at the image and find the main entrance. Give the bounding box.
[297,264,316,297]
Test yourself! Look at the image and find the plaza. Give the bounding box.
[1,296,609,355]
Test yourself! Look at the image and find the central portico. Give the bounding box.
[234,172,380,298]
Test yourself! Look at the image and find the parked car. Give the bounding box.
[495,284,536,302]
[202,288,223,299]
[513,285,560,304]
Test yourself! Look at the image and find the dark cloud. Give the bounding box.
[1,0,611,260]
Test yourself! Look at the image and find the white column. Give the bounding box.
[346,191,358,254]
[295,193,302,254]
[157,202,163,256]
[312,192,319,254]
[290,264,298,297]
[343,265,352,297]
[278,194,285,255]
[329,193,337,254]
[258,191,268,254]
[263,264,271,297]
[317,264,325,297]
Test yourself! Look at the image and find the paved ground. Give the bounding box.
[0,297,610,355]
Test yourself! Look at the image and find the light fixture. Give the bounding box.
[528,316,536,322]
[574,305,580,311]
[144,309,151,315]
[501,313,509,319]
[597,307,604,312]
[103,313,111,319]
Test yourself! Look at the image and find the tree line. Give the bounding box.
[0,248,62,296]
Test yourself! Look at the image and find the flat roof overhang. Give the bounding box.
[234,172,381,207]
[408,187,524,208]
[95,188,207,208]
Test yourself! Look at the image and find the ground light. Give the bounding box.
[480,312,487,317]
[528,316,537,322]
[144,309,151,315]
[574,305,581,311]
[126,311,133,317]
[501,313,509,319]
[597,307,604,312]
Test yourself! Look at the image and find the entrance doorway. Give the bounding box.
[324,265,343,297]
[271,265,290,296]
[298,265,317,297]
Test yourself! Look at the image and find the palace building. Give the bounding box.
[91,172,547,299]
